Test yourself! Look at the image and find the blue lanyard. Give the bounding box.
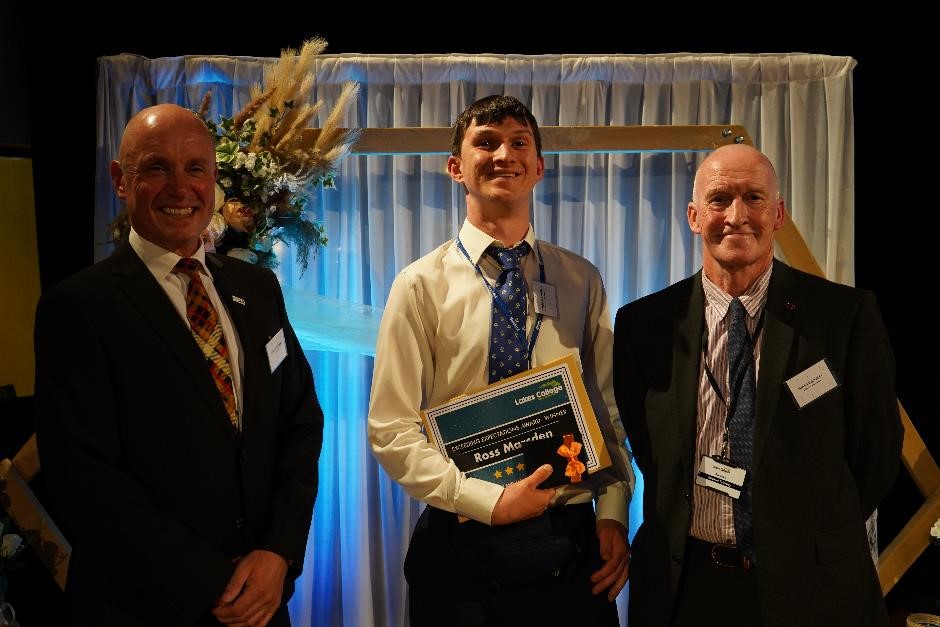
[456,236,545,368]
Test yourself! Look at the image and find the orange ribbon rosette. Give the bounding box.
[557,434,586,483]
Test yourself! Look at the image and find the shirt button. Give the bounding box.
[234,518,246,529]
[683,491,690,503]
[671,553,681,565]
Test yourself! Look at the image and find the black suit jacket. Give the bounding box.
[613,259,901,627]
[35,246,323,626]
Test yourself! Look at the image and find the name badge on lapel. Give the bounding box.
[785,359,839,408]
[266,328,287,373]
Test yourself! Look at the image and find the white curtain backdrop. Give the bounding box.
[95,52,856,626]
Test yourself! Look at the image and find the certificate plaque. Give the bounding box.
[422,354,611,488]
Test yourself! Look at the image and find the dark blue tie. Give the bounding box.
[727,297,756,563]
[487,242,531,383]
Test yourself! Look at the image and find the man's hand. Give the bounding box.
[211,550,289,626]
[490,463,556,525]
[590,519,629,601]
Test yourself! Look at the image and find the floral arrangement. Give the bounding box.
[112,38,360,275]
[932,517,940,547]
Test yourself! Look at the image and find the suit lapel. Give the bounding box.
[752,259,798,474]
[112,246,237,440]
[674,273,706,465]
[112,247,214,388]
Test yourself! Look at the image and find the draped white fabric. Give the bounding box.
[95,52,855,626]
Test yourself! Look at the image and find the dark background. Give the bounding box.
[3,5,934,622]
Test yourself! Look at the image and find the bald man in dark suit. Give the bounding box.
[614,144,901,626]
[35,104,323,626]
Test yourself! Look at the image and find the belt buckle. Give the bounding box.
[709,543,751,570]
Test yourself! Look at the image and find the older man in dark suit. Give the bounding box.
[614,144,901,626]
[35,103,323,626]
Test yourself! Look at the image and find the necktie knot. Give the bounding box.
[174,257,202,279]
[488,241,531,271]
[729,296,746,325]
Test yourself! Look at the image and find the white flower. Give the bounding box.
[233,151,258,171]
[202,212,228,253]
[220,177,233,189]
[0,533,23,559]
[271,173,302,194]
[214,184,226,211]
[931,518,940,546]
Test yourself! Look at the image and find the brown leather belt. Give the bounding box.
[689,537,753,570]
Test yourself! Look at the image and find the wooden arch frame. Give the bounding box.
[2,124,935,594]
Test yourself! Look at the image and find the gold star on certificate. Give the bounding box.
[516,463,525,472]
[505,466,513,475]
[494,470,503,479]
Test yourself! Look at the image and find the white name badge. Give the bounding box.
[532,281,558,318]
[695,455,746,499]
[785,359,839,409]
[266,328,287,373]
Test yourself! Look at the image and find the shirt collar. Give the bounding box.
[129,228,209,281]
[457,218,536,264]
[702,263,773,320]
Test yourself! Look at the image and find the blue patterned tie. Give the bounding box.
[727,297,756,563]
[487,242,531,383]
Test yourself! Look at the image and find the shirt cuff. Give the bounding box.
[454,477,505,524]
[595,481,629,528]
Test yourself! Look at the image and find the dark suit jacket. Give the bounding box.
[34,245,323,626]
[613,259,901,627]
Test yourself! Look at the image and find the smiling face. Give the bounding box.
[110,104,217,257]
[688,144,785,287]
[447,117,544,219]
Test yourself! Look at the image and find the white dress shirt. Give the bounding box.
[129,228,244,425]
[368,219,633,525]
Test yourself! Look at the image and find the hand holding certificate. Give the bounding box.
[422,354,611,488]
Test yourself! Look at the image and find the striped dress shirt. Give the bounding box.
[689,264,771,543]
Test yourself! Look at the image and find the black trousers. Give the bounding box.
[669,537,761,627]
[405,503,619,627]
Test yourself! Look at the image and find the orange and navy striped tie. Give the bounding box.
[173,258,238,430]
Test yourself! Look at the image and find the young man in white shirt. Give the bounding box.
[368,95,633,626]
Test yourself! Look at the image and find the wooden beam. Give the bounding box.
[776,219,824,278]
[900,404,940,498]
[879,488,940,595]
[0,456,71,590]
[541,125,753,154]
[13,434,39,483]
[301,124,753,156]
